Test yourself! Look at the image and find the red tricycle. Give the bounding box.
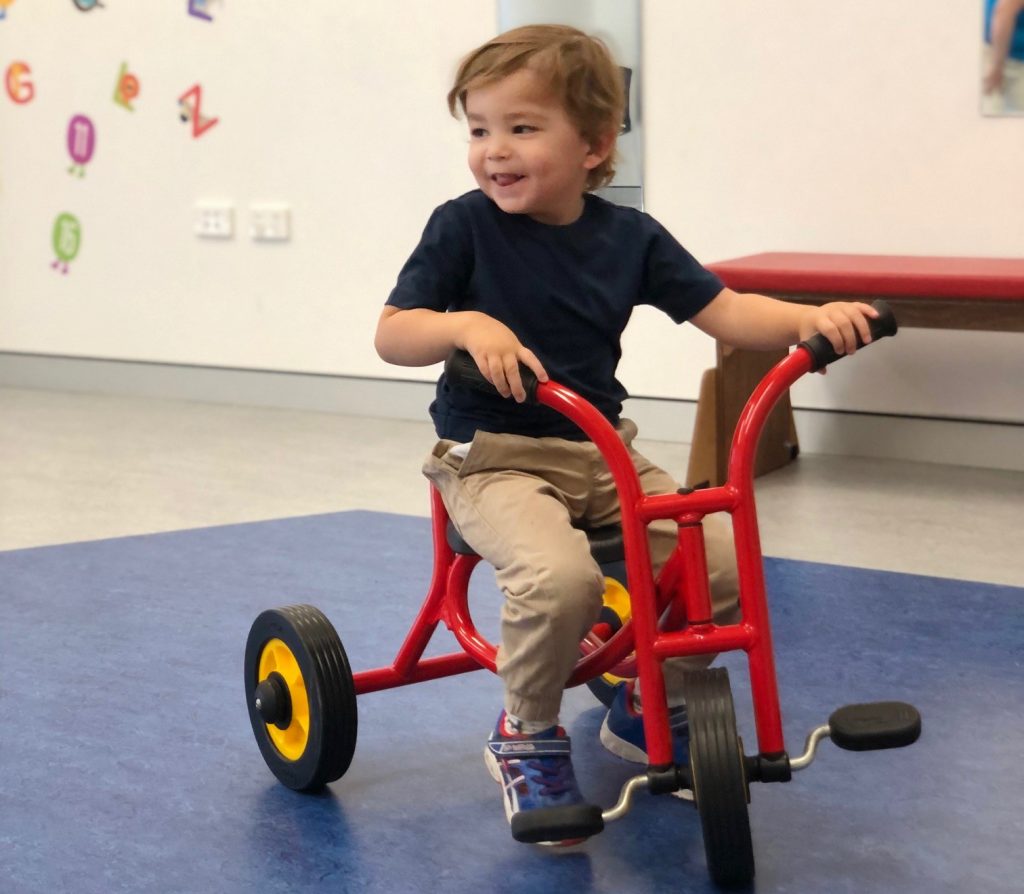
[244,299,920,887]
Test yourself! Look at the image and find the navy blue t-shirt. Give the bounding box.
[386,190,723,441]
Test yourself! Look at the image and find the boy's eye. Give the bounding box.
[470,127,487,138]
[512,124,536,134]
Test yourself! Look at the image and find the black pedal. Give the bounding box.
[829,701,921,752]
[510,803,605,844]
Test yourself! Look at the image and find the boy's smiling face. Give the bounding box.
[464,68,611,226]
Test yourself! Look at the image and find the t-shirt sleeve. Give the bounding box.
[385,201,473,312]
[642,221,724,324]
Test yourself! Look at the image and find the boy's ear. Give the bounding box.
[583,129,617,170]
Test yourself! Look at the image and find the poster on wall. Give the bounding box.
[981,0,1024,115]
[51,213,82,274]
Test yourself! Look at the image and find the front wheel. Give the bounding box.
[244,604,357,792]
[685,668,754,888]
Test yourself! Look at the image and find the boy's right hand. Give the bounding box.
[458,312,548,403]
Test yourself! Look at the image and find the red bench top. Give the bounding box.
[707,252,1024,301]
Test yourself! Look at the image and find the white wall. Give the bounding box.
[632,0,1024,423]
[1,0,492,373]
[1,1,1022,425]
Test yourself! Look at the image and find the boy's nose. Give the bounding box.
[486,138,510,160]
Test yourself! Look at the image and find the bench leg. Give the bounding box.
[685,367,721,487]
[686,345,799,488]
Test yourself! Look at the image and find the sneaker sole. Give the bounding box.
[483,746,515,822]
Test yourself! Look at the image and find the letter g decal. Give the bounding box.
[5,62,34,104]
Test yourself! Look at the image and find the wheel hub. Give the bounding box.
[254,671,292,730]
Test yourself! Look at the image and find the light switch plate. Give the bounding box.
[194,202,234,239]
[250,204,291,242]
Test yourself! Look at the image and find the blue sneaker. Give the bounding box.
[484,711,603,845]
[600,682,690,766]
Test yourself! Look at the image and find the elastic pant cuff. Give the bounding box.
[505,691,563,724]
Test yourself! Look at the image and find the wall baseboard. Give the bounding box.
[2,352,1021,473]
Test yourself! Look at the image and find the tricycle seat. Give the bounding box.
[445,520,624,565]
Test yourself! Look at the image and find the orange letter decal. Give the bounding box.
[5,62,34,104]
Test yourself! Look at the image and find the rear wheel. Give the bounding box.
[244,604,357,792]
[585,576,636,707]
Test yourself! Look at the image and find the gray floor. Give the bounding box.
[1,385,1021,587]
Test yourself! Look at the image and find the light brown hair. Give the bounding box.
[447,24,625,191]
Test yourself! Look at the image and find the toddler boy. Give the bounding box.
[375,24,876,844]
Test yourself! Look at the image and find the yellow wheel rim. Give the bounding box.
[601,577,633,686]
[257,638,310,761]
[602,577,632,624]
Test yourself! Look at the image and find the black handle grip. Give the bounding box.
[444,350,541,403]
[799,299,898,372]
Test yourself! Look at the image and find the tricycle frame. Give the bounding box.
[349,343,821,771]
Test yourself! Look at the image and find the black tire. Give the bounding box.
[685,668,754,888]
[244,604,357,792]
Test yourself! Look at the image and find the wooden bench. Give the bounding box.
[686,252,1024,487]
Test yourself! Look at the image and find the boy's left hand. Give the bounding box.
[799,302,879,369]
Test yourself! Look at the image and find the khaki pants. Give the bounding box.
[423,419,739,722]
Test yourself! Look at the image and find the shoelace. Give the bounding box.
[523,755,576,797]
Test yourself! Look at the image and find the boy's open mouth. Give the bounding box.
[492,173,524,187]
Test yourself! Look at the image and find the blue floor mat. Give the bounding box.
[1,510,1021,894]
